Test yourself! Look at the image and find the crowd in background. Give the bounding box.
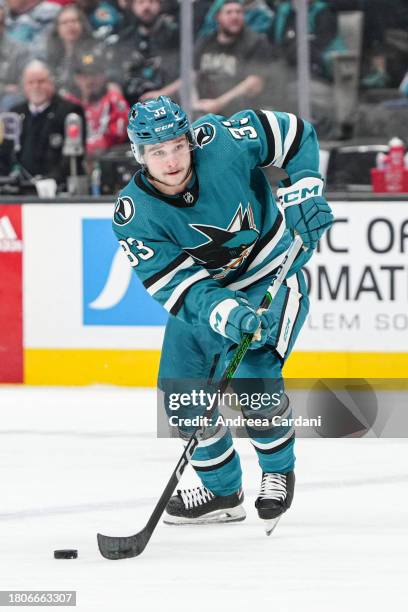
[0,0,407,192]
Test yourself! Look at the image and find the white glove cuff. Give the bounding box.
[209,298,240,337]
[277,177,324,209]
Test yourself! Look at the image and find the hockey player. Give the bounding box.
[113,95,333,532]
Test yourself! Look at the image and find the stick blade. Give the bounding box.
[97,527,151,560]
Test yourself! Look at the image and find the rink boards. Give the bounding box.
[0,200,407,385]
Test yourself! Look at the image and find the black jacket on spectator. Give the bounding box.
[115,11,179,58]
[106,11,180,104]
[11,94,86,186]
[272,1,340,80]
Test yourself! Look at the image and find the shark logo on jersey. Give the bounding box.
[194,123,216,148]
[113,196,135,226]
[185,203,259,279]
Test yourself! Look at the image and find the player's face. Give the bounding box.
[144,136,192,193]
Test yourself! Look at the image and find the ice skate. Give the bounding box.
[164,486,246,525]
[255,471,295,535]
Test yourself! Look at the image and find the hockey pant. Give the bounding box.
[158,270,309,497]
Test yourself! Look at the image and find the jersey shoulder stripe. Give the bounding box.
[282,115,304,168]
[255,110,275,166]
[257,110,304,169]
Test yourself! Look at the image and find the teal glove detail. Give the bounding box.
[277,171,333,249]
[209,294,276,349]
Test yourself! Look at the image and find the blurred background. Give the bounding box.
[0,0,407,195]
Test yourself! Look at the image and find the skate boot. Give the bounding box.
[255,471,295,535]
[164,486,246,525]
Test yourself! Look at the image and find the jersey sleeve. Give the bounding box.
[254,109,320,182]
[255,110,327,272]
[217,108,320,180]
[112,217,237,328]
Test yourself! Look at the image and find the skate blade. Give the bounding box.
[163,505,246,525]
[264,516,281,536]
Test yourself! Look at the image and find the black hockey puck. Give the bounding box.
[54,549,78,559]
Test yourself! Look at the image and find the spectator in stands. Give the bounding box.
[66,51,129,156]
[76,0,123,40]
[366,0,408,89]
[332,0,408,89]
[106,0,179,104]
[106,49,165,107]
[11,59,86,187]
[126,0,178,57]
[138,0,274,114]
[4,0,60,59]
[272,0,345,81]
[339,0,408,138]
[46,5,98,96]
[0,3,29,110]
[109,0,178,67]
[192,0,272,115]
[198,0,274,38]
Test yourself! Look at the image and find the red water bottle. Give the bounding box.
[384,137,405,192]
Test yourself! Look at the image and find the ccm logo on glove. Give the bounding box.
[277,176,324,209]
[277,171,334,250]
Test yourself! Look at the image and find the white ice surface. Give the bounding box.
[0,386,407,612]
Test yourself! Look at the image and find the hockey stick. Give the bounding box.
[97,235,304,559]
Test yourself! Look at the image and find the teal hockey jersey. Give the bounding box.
[112,109,321,327]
